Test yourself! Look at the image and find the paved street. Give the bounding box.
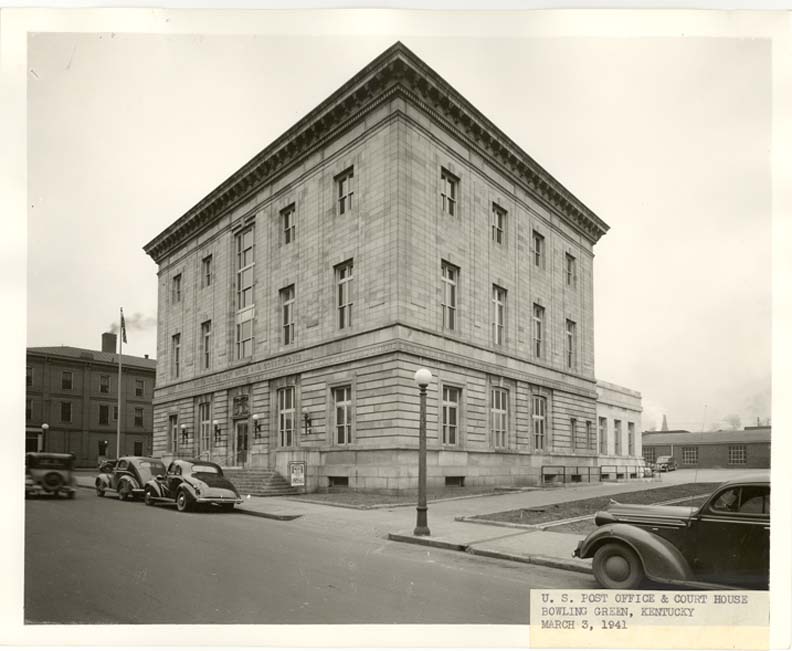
[25,490,595,625]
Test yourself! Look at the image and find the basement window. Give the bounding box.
[328,476,349,488]
[445,476,465,487]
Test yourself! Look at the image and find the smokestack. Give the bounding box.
[102,332,117,354]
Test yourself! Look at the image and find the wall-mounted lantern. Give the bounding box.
[252,413,262,438]
[213,420,221,444]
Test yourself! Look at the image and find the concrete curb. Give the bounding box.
[235,508,301,521]
[288,488,528,511]
[387,532,593,575]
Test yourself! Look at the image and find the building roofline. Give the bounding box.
[27,346,157,370]
[143,41,609,264]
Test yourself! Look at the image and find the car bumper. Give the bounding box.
[26,484,76,496]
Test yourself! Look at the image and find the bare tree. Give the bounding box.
[723,414,742,430]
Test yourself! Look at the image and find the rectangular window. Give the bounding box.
[599,416,607,454]
[532,304,545,358]
[134,441,143,456]
[614,419,622,455]
[200,320,212,369]
[282,204,296,245]
[236,318,254,359]
[441,261,459,331]
[134,407,144,427]
[135,379,144,397]
[532,395,547,450]
[492,285,506,346]
[532,230,545,268]
[442,386,460,445]
[26,366,33,387]
[491,388,508,448]
[169,414,178,451]
[171,333,181,379]
[281,285,295,345]
[333,385,352,445]
[172,273,182,303]
[201,254,213,288]
[729,445,747,465]
[586,421,593,449]
[100,375,110,394]
[62,370,73,391]
[278,387,295,447]
[60,401,72,423]
[336,260,354,330]
[491,203,506,244]
[26,399,32,421]
[113,405,118,421]
[236,226,255,310]
[198,400,211,451]
[628,422,635,455]
[566,253,577,287]
[570,417,577,450]
[682,446,698,465]
[644,448,656,464]
[99,404,109,425]
[440,168,458,216]
[336,168,354,215]
[565,319,577,370]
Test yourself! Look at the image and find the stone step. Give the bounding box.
[222,468,299,497]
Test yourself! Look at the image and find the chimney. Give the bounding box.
[144,354,149,359]
[101,332,117,354]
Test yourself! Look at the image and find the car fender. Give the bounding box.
[178,481,199,499]
[118,474,141,490]
[144,480,165,498]
[577,523,695,583]
[96,472,112,488]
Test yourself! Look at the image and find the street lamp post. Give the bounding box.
[413,368,432,536]
[40,423,49,453]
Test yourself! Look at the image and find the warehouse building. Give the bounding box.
[642,427,770,469]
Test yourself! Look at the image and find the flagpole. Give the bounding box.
[116,308,124,459]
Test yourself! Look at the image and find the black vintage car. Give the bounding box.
[143,459,242,512]
[574,472,769,590]
[95,456,167,501]
[25,452,76,498]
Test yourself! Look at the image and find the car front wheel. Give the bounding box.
[144,487,155,506]
[592,542,645,590]
[95,481,105,497]
[176,489,192,513]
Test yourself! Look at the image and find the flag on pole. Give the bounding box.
[120,308,127,344]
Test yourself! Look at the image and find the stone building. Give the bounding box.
[143,42,639,491]
[26,333,156,466]
[596,380,643,462]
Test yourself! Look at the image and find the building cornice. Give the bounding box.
[144,42,609,264]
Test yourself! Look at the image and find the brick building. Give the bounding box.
[642,428,770,469]
[143,42,641,491]
[26,333,156,466]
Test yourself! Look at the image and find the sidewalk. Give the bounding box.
[74,468,739,576]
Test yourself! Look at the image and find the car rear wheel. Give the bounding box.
[176,489,191,513]
[593,542,645,590]
[117,480,131,501]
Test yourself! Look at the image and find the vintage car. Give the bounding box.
[95,456,167,501]
[25,452,76,498]
[654,455,677,472]
[143,459,242,512]
[574,472,769,590]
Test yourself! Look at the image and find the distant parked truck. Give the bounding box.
[654,455,677,472]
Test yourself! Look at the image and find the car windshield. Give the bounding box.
[192,464,219,475]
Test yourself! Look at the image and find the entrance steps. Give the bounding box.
[223,468,300,497]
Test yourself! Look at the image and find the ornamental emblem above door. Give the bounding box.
[233,395,249,418]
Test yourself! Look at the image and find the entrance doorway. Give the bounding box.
[234,421,249,466]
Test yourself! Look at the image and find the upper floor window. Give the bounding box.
[628,422,635,456]
[599,416,607,454]
[336,168,354,215]
[442,386,460,445]
[134,407,144,427]
[565,319,577,370]
[336,260,354,330]
[278,387,295,447]
[61,370,73,391]
[532,395,547,450]
[99,404,109,425]
[491,388,508,449]
[532,230,545,268]
[236,317,253,360]
[201,255,213,288]
[491,203,506,244]
[100,374,110,394]
[171,334,181,379]
[565,253,577,287]
[171,273,182,304]
[26,366,32,387]
[532,304,545,358]
[441,261,459,331]
[282,204,296,245]
[135,379,144,397]
[440,168,458,216]
[60,401,72,423]
[281,285,295,345]
[492,285,506,346]
[333,385,352,445]
[236,226,255,310]
[201,320,212,368]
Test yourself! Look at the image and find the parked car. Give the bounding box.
[25,452,76,499]
[95,456,167,501]
[654,455,677,472]
[573,472,770,590]
[143,459,242,512]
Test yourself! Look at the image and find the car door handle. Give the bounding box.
[764,526,770,531]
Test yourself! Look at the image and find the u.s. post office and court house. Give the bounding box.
[144,42,642,493]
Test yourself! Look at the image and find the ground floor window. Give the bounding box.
[728,444,746,465]
[598,416,607,454]
[333,385,352,445]
[682,446,698,465]
[644,447,656,464]
[134,441,143,456]
[532,395,547,450]
[442,386,460,445]
[491,388,508,448]
[169,414,178,451]
[278,387,295,447]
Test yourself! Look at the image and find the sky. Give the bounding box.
[25,27,772,433]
